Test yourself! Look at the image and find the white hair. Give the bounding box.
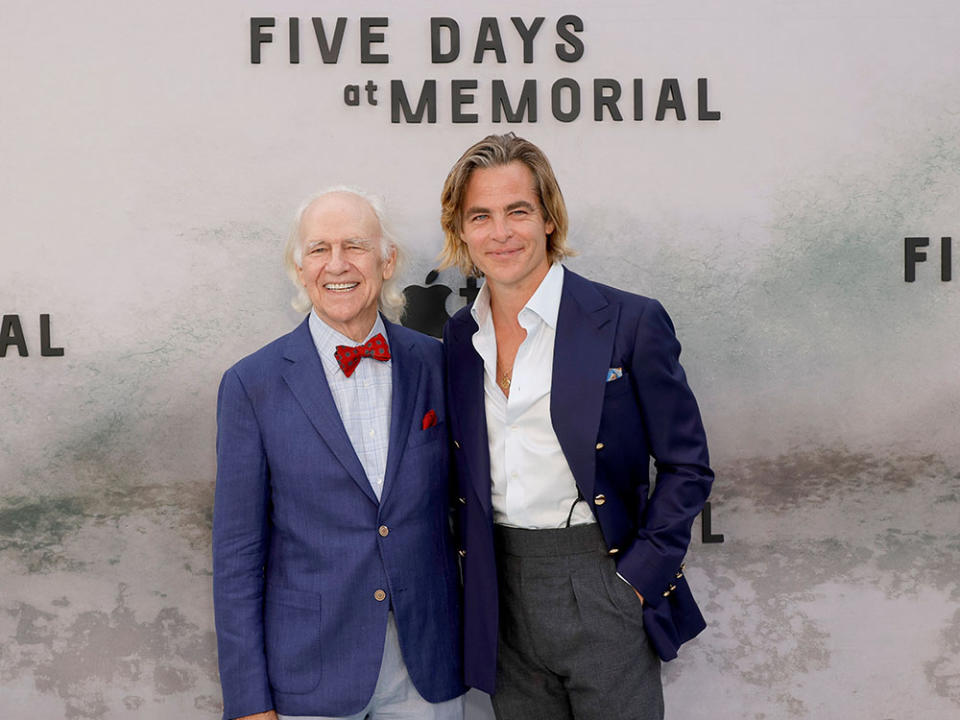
[283,186,406,322]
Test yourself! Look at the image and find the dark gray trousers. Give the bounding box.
[492,524,664,720]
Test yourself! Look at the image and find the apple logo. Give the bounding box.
[402,270,453,338]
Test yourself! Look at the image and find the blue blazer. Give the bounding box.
[443,269,714,694]
[213,317,465,719]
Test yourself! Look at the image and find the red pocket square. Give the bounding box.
[422,409,438,430]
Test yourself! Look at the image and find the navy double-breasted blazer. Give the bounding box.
[213,317,465,719]
[443,268,714,694]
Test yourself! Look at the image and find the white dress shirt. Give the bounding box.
[308,310,392,500]
[471,263,595,529]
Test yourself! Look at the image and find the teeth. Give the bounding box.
[324,283,358,290]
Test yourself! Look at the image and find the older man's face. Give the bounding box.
[297,192,395,342]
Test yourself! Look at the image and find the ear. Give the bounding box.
[296,263,307,286]
[545,218,556,237]
[382,245,397,280]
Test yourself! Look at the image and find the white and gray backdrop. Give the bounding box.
[2,1,958,718]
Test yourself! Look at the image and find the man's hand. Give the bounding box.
[633,588,645,605]
[236,713,277,720]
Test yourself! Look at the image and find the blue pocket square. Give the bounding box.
[606,367,623,382]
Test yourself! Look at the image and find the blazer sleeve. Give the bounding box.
[615,299,714,606]
[212,368,274,718]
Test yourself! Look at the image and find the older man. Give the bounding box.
[213,188,465,720]
[440,135,714,720]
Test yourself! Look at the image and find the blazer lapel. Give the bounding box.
[551,270,619,504]
[448,312,493,517]
[379,320,421,508]
[281,318,378,505]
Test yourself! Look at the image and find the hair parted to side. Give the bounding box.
[438,133,573,277]
[283,186,407,322]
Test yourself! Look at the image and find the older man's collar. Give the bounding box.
[308,310,389,372]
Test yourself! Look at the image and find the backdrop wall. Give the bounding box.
[2,1,958,718]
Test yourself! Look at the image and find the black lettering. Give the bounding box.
[431,17,460,63]
[942,236,953,282]
[0,315,27,358]
[904,237,929,282]
[474,17,506,63]
[452,80,479,123]
[594,79,622,121]
[391,80,437,123]
[511,17,545,63]
[551,78,580,122]
[365,80,379,105]
[492,80,538,123]
[312,18,347,63]
[360,17,389,63]
[344,84,360,106]
[656,78,686,120]
[633,78,643,120]
[289,17,300,64]
[698,78,721,120]
[555,15,584,62]
[250,17,275,64]
[701,502,725,543]
[40,314,64,357]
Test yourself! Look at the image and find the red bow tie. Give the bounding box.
[334,333,391,377]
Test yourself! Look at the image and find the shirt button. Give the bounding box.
[378,525,389,537]
[374,589,387,602]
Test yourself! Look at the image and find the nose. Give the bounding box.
[490,214,511,242]
[326,244,349,272]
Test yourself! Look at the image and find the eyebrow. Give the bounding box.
[303,237,375,250]
[463,200,536,217]
[462,205,490,218]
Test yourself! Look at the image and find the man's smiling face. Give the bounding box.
[459,161,555,298]
[297,192,395,342]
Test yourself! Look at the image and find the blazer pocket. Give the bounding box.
[408,421,447,448]
[603,374,633,398]
[264,586,323,694]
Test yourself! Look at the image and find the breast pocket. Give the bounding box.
[408,421,447,448]
[603,374,633,399]
[264,586,323,694]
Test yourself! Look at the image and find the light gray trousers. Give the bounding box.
[279,612,464,720]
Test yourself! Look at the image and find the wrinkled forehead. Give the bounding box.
[299,192,382,244]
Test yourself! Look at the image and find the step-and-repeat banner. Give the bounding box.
[2,1,958,718]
